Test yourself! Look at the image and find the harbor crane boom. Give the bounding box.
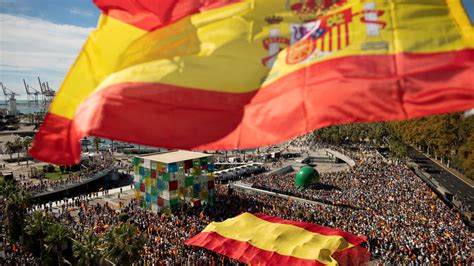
[23,78,40,106]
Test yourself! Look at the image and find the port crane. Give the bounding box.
[23,79,40,106]
[38,77,55,108]
[1,82,20,104]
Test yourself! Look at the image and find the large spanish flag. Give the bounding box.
[30,0,474,164]
[185,213,370,265]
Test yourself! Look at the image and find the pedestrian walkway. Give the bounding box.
[232,181,329,207]
[33,184,134,213]
[32,167,115,197]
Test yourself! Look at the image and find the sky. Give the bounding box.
[0,0,473,98]
[464,0,474,24]
[0,0,99,98]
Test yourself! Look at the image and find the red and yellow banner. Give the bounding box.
[185,213,370,265]
[30,0,474,164]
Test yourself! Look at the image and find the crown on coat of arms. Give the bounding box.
[265,15,284,24]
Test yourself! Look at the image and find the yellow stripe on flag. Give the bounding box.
[49,15,147,119]
[203,213,353,265]
[49,0,473,121]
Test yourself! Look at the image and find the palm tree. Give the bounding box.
[25,211,52,261]
[22,136,33,167]
[73,229,101,266]
[0,178,17,197]
[13,136,23,165]
[102,222,145,265]
[5,188,31,243]
[4,140,15,160]
[45,222,72,266]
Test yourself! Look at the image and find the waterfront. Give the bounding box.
[0,100,46,114]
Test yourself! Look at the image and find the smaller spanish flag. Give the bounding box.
[185,213,369,265]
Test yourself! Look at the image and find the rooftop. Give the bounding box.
[139,150,211,164]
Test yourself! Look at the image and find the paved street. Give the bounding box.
[408,147,474,211]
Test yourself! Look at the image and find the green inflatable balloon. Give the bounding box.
[295,166,319,189]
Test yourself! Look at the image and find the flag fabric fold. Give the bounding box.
[30,0,474,164]
[185,212,370,265]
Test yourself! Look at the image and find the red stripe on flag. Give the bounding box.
[94,0,241,31]
[29,49,474,165]
[345,23,350,46]
[185,231,325,265]
[29,113,81,165]
[333,245,371,266]
[253,213,367,246]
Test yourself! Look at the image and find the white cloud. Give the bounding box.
[0,14,94,94]
[68,7,94,18]
[0,14,93,71]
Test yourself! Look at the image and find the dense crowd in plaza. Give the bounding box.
[246,149,472,264]
[245,149,376,206]
[44,185,315,265]
[43,148,474,265]
[2,145,472,265]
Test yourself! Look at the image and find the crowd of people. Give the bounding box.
[2,145,472,265]
[17,156,115,195]
[245,149,472,264]
[19,176,82,194]
[42,148,473,265]
[45,185,322,265]
[245,149,377,207]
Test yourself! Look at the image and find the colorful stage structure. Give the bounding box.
[133,150,215,212]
